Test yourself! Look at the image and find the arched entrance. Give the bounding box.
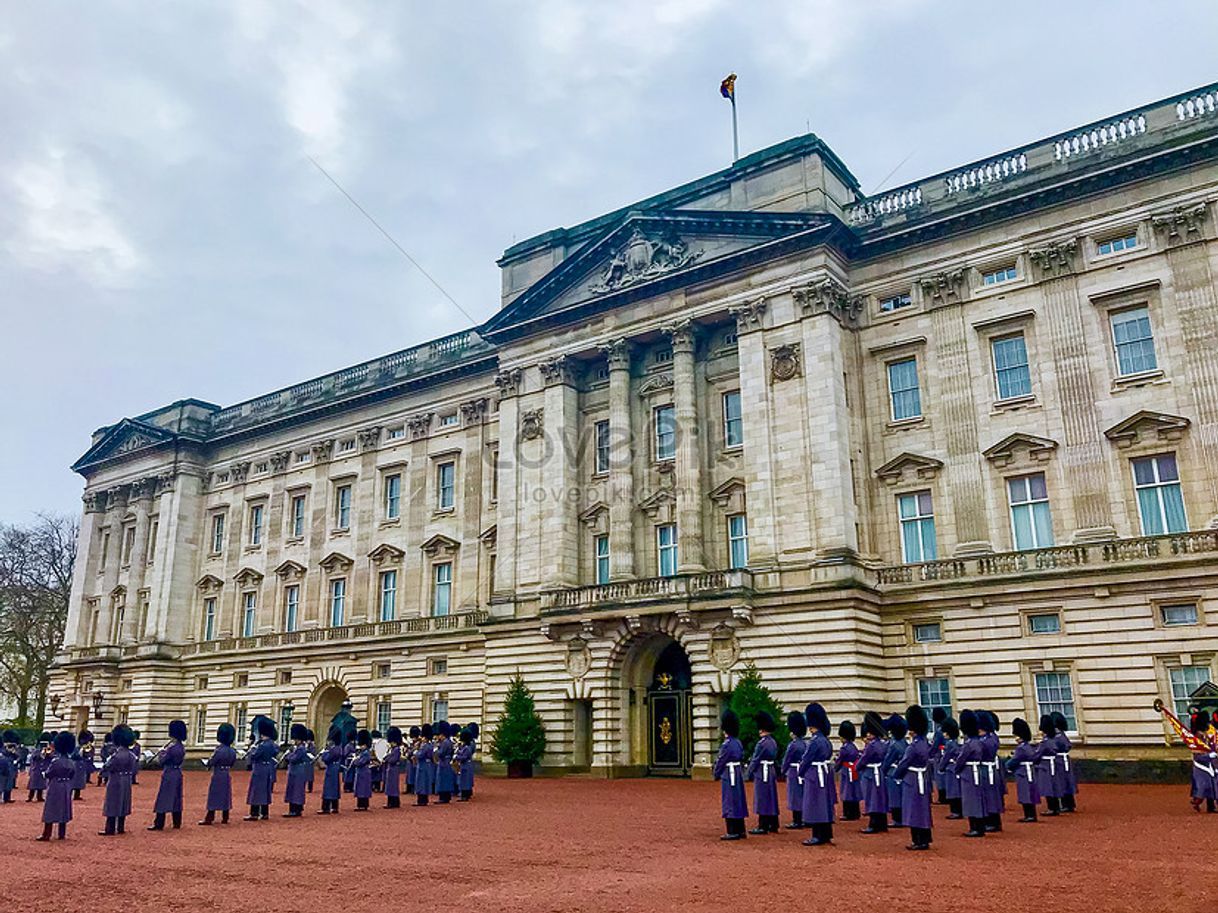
[620,635,694,776]
[310,682,348,736]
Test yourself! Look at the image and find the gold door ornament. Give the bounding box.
[659,716,673,745]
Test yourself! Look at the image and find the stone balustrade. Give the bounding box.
[541,569,753,613]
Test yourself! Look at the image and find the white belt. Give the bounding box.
[1043,753,1057,776]
[1061,754,1071,773]
[966,760,983,785]
[789,763,804,786]
[908,765,928,795]
[984,760,998,785]
[1195,760,1217,778]
[760,760,773,782]
[866,762,882,786]
[1021,761,1035,781]
[809,760,832,788]
[726,761,741,787]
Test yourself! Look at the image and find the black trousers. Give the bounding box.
[101,816,117,835]
[356,796,370,810]
[948,797,963,818]
[438,790,452,804]
[1020,802,1038,821]
[724,817,745,836]
[966,816,986,835]
[320,798,339,813]
[864,811,888,832]
[458,789,472,801]
[752,813,779,832]
[1045,796,1061,814]
[841,800,860,820]
[890,806,903,826]
[248,804,269,818]
[1061,793,1076,812]
[38,822,67,840]
[788,809,803,827]
[985,812,1003,831]
[416,793,429,806]
[936,788,948,805]
[287,803,303,816]
[386,795,401,808]
[909,825,932,847]
[808,822,834,842]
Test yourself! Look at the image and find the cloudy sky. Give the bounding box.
[2,1,1216,524]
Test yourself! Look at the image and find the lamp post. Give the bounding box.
[92,690,105,727]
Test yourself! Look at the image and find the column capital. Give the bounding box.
[309,439,335,462]
[269,449,292,473]
[406,413,433,440]
[82,490,105,514]
[1152,202,1209,246]
[728,297,767,333]
[599,338,633,371]
[538,355,577,387]
[460,397,489,424]
[661,318,698,354]
[792,277,861,326]
[495,367,523,398]
[229,461,252,485]
[357,426,383,450]
[1028,238,1079,280]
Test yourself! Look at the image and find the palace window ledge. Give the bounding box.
[1110,369,1167,392]
[990,394,1039,414]
[876,528,1218,586]
[541,568,755,615]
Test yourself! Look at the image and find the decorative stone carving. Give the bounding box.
[494,368,522,398]
[1151,203,1208,244]
[367,543,405,566]
[405,413,433,440]
[661,318,697,353]
[769,343,802,383]
[538,356,577,387]
[229,462,252,485]
[1103,410,1191,449]
[982,433,1059,468]
[519,408,544,441]
[310,439,335,462]
[564,637,592,680]
[460,398,488,424]
[1028,239,1079,280]
[103,483,130,507]
[918,269,966,304]
[273,560,307,581]
[728,297,767,333]
[319,551,354,574]
[233,567,264,587]
[874,452,944,485]
[793,277,861,325]
[420,534,460,559]
[357,426,382,450]
[636,373,674,397]
[589,226,701,294]
[599,338,632,371]
[155,471,176,494]
[708,624,741,671]
[196,574,224,594]
[82,491,104,513]
[115,432,155,455]
[478,524,497,549]
[675,609,700,630]
[579,501,609,531]
[708,477,747,514]
[269,450,292,473]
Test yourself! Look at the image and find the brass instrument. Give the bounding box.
[1153,698,1217,751]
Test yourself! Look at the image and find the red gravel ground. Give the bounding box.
[0,773,1209,912]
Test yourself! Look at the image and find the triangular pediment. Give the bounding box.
[319,551,354,573]
[420,534,460,559]
[982,433,1059,467]
[478,524,497,547]
[483,210,837,340]
[579,501,609,529]
[1104,410,1191,448]
[196,574,224,592]
[875,452,944,484]
[72,418,175,473]
[233,567,264,587]
[708,477,747,513]
[367,544,405,566]
[273,560,307,580]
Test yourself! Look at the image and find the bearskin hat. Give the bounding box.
[78,729,94,744]
[989,710,1002,730]
[906,705,929,737]
[885,714,908,739]
[861,711,886,740]
[53,731,76,756]
[370,729,383,740]
[113,725,135,749]
[755,710,776,733]
[838,719,857,741]
[420,723,433,740]
[804,702,831,735]
[168,719,188,741]
[467,722,480,739]
[942,717,960,740]
[976,711,993,733]
[2,729,17,745]
[1051,711,1069,734]
[458,727,472,744]
[1012,718,1033,743]
[1038,714,1056,737]
[409,725,422,738]
[436,720,452,738]
[290,723,308,742]
[37,731,52,744]
[102,732,113,744]
[931,706,947,725]
[386,726,403,745]
[217,723,236,746]
[256,716,277,740]
[960,709,980,739]
[305,729,315,743]
[356,729,372,748]
[786,710,807,738]
[721,709,740,738]
[327,726,343,745]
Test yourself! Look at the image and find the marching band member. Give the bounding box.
[98,731,114,787]
[370,729,385,793]
[148,719,188,831]
[977,711,1002,833]
[1006,718,1040,823]
[0,730,19,803]
[746,711,779,834]
[1035,714,1061,816]
[797,702,835,847]
[464,722,480,798]
[351,729,374,810]
[27,730,52,802]
[1052,711,1077,813]
[283,723,313,817]
[305,728,317,794]
[405,725,421,795]
[713,709,747,841]
[836,719,862,821]
[200,722,238,825]
[434,721,456,804]
[858,711,889,834]
[1188,709,1218,813]
[130,730,142,785]
[455,726,476,802]
[414,723,435,806]
[939,717,963,820]
[342,726,357,794]
[952,710,988,837]
[318,727,345,815]
[779,711,807,830]
[99,724,138,836]
[244,717,279,821]
[37,731,77,841]
[894,705,933,851]
[882,714,908,828]
[73,729,95,800]
[383,726,403,808]
[931,707,948,804]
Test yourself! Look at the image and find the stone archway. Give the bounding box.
[310,681,348,736]
[617,633,694,776]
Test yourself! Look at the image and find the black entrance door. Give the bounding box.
[646,642,693,776]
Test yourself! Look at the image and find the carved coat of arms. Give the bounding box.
[590,227,701,294]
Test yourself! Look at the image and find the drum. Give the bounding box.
[372,737,390,762]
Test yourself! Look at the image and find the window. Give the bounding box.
[121,526,135,564]
[879,292,913,313]
[982,264,1018,286]
[1097,232,1138,256]
[1008,473,1054,550]
[655,349,673,365]
[387,426,405,441]
[430,697,450,723]
[437,462,455,510]
[1028,612,1062,635]
[234,705,247,736]
[374,662,392,679]
[657,524,678,577]
[146,518,158,565]
[433,562,452,616]
[335,484,352,529]
[194,708,207,745]
[338,438,356,453]
[295,451,310,465]
[723,391,743,448]
[917,677,951,716]
[912,622,942,644]
[290,494,306,538]
[379,570,397,622]
[211,514,225,554]
[1034,671,1077,732]
[248,504,263,546]
[284,585,299,633]
[330,578,346,627]
[1170,665,1211,718]
[202,598,216,642]
[654,405,676,461]
[439,413,459,428]
[594,420,611,474]
[376,702,393,732]
[1161,602,1199,627]
[992,333,1032,400]
[728,514,749,570]
[898,491,937,563]
[1132,454,1187,535]
[241,592,256,637]
[595,534,610,585]
[278,704,293,739]
[278,669,292,685]
[100,531,111,568]
[235,672,249,689]
[887,358,922,421]
[196,675,209,691]
[1110,306,1158,376]
[490,449,500,502]
[428,657,448,676]
[384,473,401,520]
[111,602,125,643]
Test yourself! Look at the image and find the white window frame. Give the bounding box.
[916,676,951,716]
[653,404,676,462]
[1096,232,1138,256]
[433,562,453,616]
[1160,602,1199,627]
[1007,472,1054,550]
[898,490,937,563]
[594,420,611,474]
[379,569,397,622]
[284,585,299,633]
[1033,671,1077,732]
[1169,665,1211,718]
[594,534,610,586]
[1027,612,1061,635]
[991,332,1032,401]
[376,702,393,732]
[1132,454,1188,535]
[202,597,216,642]
[290,494,306,539]
[722,390,743,449]
[657,524,678,578]
[211,514,225,554]
[981,264,1018,286]
[241,591,257,637]
[335,484,352,530]
[727,514,748,570]
[437,462,456,511]
[887,357,922,421]
[1110,305,1158,377]
[329,578,346,627]
[248,504,263,547]
[912,621,942,644]
[384,473,401,520]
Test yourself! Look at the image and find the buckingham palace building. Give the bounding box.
[51,82,1218,776]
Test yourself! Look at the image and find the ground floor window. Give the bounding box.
[917,677,952,717]
[1169,665,1211,718]
[1034,671,1076,731]
[376,701,392,732]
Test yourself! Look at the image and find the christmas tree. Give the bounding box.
[489,673,547,766]
[726,662,790,759]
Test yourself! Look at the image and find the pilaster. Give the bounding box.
[600,339,637,580]
[539,357,581,588]
[663,319,706,573]
[728,299,776,568]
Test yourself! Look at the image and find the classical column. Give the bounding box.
[120,478,155,642]
[537,357,580,589]
[96,484,129,645]
[728,298,777,567]
[491,369,521,606]
[65,490,107,649]
[664,319,706,573]
[600,339,636,581]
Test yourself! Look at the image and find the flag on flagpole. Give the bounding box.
[720,73,737,101]
[720,73,739,162]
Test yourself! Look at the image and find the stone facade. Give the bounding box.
[51,83,1218,775]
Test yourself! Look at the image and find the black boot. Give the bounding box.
[147,812,166,831]
[73,789,83,800]
[244,806,260,821]
[221,810,230,824]
[1062,793,1076,813]
[172,812,182,829]
[785,810,804,830]
[891,807,904,828]
[1044,796,1060,816]
[964,817,986,837]
[117,816,126,834]
[907,826,932,850]
[1019,803,1038,823]
[57,823,67,840]
[98,816,117,836]
[985,812,1002,832]
[720,817,746,840]
[36,823,52,841]
[861,811,888,834]
[842,800,860,821]
[1208,798,1217,814]
[946,798,963,820]
[416,793,429,806]
[438,791,451,804]
[199,810,215,826]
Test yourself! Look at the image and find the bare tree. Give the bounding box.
[0,514,76,727]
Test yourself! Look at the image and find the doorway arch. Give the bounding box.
[310,681,348,736]
[618,634,694,776]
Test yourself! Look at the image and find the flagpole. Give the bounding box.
[731,93,739,163]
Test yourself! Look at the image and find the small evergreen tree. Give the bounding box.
[489,673,546,765]
[727,662,789,759]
